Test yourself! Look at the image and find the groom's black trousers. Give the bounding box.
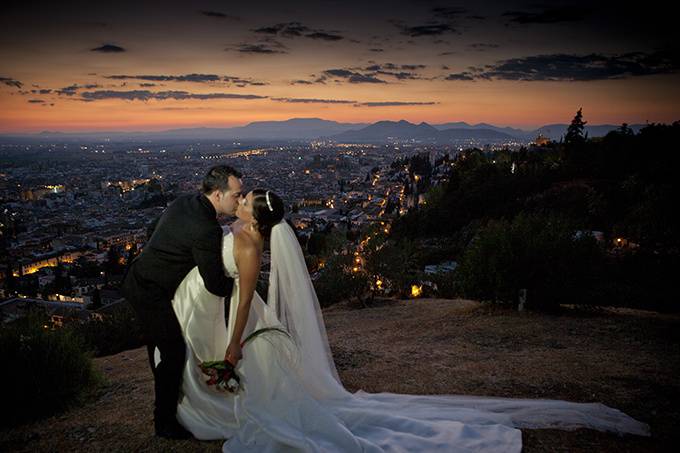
[123,265,186,425]
[137,304,186,424]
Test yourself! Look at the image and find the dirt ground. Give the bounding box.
[1,298,678,452]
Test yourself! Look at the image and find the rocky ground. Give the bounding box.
[1,298,678,452]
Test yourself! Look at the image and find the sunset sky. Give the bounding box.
[1,0,678,133]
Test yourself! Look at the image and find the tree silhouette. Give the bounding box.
[565,107,587,146]
[618,123,634,136]
[561,108,591,175]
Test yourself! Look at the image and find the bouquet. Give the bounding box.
[199,326,291,393]
[199,359,241,392]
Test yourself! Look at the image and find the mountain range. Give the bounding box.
[0,118,649,144]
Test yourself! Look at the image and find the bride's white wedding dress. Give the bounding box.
[161,222,649,452]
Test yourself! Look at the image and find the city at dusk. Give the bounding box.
[1,2,678,452]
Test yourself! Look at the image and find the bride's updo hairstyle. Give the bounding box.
[251,189,285,238]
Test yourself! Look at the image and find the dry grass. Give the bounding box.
[1,298,678,452]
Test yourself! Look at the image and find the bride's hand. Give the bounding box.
[225,342,243,366]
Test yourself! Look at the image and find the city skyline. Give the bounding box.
[1,0,678,133]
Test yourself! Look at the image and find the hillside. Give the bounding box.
[1,299,677,452]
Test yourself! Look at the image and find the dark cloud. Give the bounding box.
[28,99,45,103]
[445,49,680,81]
[312,62,428,84]
[365,63,426,71]
[236,44,287,54]
[91,44,125,53]
[200,10,238,20]
[271,97,356,104]
[106,73,221,82]
[252,25,283,34]
[290,80,314,85]
[360,63,428,80]
[445,72,475,81]
[223,76,268,87]
[369,48,384,52]
[356,101,438,107]
[324,69,354,77]
[347,73,385,83]
[321,69,387,84]
[468,43,499,51]
[278,22,309,37]
[390,20,459,37]
[230,37,288,54]
[503,7,591,25]
[139,83,157,87]
[79,90,268,101]
[387,5,485,40]
[401,64,427,70]
[106,73,267,87]
[269,97,438,107]
[305,32,343,41]
[155,107,216,111]
[56,84,80,96]
[431,7,469,20]
[56,83,101,95]
[251,21,344,41]
[374,71,422,80]
[1,76,23,89]
[31,89,53,94]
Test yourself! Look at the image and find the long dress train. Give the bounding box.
[158,231,649,452]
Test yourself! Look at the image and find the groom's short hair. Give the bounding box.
[201,165,242,194]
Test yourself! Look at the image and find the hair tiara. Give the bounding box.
[265,190,273,212]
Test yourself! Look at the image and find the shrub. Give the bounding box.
[428,270,459,299]
[591,250,678,312]
[0,312,100,428]
[69,303,145,357]
[456,211,604,311]
[313,253,370,307]
[363,239,420,298]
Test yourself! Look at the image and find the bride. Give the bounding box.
[162,188,649,452]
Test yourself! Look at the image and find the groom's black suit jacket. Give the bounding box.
[122,193,234,309]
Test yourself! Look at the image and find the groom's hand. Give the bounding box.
[225,342,243,366]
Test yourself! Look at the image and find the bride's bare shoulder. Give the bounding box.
[232,227,262,262]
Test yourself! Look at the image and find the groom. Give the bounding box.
[121,165,243,439]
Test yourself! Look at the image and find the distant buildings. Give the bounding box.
[532,133,551,146]
[1,140,453,320]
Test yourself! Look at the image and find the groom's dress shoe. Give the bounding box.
[155,418,193,439]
